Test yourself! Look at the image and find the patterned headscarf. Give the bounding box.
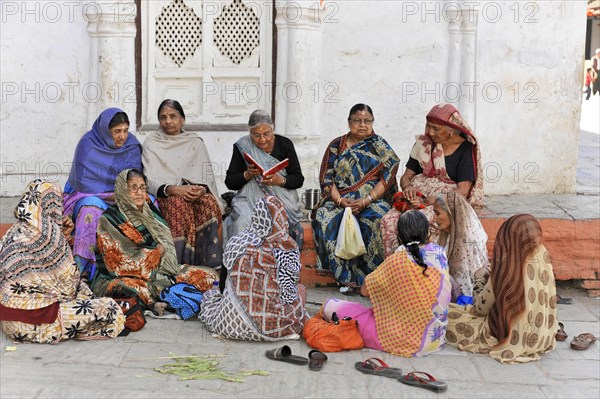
[489,214,543,343]
[409,103,484,207]
[0,180,80,310]
[223,196,296,271]
[114,169,179,276]
[200,196,305,340]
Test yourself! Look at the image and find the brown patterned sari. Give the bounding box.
[200,196,307,341]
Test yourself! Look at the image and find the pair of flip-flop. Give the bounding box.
[555,322,597,350]
[355,358,447,393]
[265,345,328,371]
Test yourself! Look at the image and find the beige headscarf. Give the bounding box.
[114,169,179,276]
[436,191,489,297]
[142,129,225,213]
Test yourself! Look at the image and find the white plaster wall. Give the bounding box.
[0,0,588,197]
[313,0,587,195]
[0,2,92,195]
[475,0,587,194]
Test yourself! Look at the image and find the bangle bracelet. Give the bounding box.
[280,177,286,187]
[367,194,373,203]
[337,197,342,206]
[362,198,366,208]
[163,184,170,197]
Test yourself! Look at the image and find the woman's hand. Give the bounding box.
[403,185,419,201]
[244,165,262,181]
[346,198,366,215]
[337,197,352,209]
[61,216,74,239]
[408,195,427,209]
[261,173,285,186]
[169,185,206,202]
[156,243,165,258]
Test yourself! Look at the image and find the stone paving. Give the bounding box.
[0,287,598,399]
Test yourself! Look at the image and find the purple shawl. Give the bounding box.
[67,108,142,193]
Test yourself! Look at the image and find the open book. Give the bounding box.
[243,151,289,177]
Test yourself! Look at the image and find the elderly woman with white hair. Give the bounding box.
[224,109,305,250]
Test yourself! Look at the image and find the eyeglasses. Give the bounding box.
[251,131,273,140]
[127,185,148,193]
[349,118,374,126]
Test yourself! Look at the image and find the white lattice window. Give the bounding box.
[155,0,202,67]
[143,0,272,125]
[213,0,260,65]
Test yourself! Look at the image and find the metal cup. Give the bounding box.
[302,189,321,210]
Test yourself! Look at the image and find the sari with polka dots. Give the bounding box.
[445,215,557,364]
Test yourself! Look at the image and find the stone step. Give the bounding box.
[1,216,598,296]
[298,216,600,297]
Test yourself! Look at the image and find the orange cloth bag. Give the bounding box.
[302,312,364,352]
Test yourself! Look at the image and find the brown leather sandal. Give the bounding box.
[555,322,568,341]
[570,333,597,350]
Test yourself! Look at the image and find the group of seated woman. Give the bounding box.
[311,102,485,300]
[62,102,305,283]
[322,211,557,363]
[0,101,559,365]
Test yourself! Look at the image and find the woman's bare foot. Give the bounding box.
[152,301,168,316]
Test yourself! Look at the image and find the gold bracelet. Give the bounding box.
[367,193,373,203]
[337,197,342,206]
[280,177,287,187]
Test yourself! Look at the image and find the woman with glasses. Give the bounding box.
[63,108,142,281]
[92,169,182,314]
[223,109,304,250]
[142,100,224,269]
[380,103,484,258]
[312,103,400,294]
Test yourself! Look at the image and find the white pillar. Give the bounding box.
[445,0,478,129]
[459,5,478,128]
[85,0,137,127]
[275,0,324,188]
[446,6,462,98]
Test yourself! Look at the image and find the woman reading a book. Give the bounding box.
[312,104,400,294]
[224,109,304,249]
[142,99,224,268]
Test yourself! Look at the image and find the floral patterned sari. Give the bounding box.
[312,133,399,287]
[0,180,124,343]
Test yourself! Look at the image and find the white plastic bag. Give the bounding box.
[335,207,366,260]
